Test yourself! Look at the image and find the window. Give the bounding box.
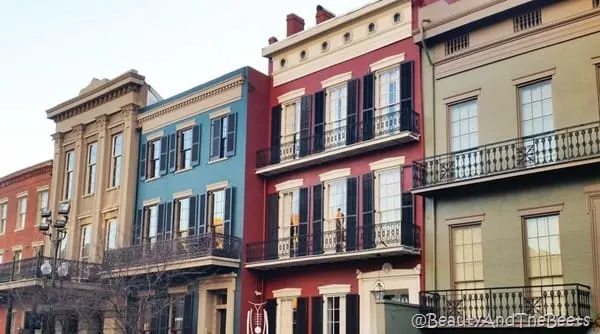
[0,251,3,264]
[16,197,27,230]
[147,139,161,179]
[513,9,542,32]
[393,12,401,23]
[368,22,376,33]
[526,215,562,286]
[86,142,98,194]
[321,41,329,52]
[175,197,191,238]
[170,295,185,332]
[59,229,68,258]
[178,128,193,170]
[111,133,123,187]
[449,99,480,178]
[281,100,301,160]
[376,66,401,134]
[0,203,6,234]
[37,190,49,226]
[376,169,402,245]
[34,244,44,257]
[325,179,347,252]
[300,50,307,60]
[64,151,75,200]
[326,84,348,148]
[595,0,600,8]
[80,225,91,261]
[209,189,226,235]
[210,114,236,161]
[105,219,117,250]
[13,250,22,273]
[326,296,341,334]
[279,190,300,257]
[145,204,159,243]
[343,32,351,43]
[280,58,287,68]
[445,34,469,56]
[452,224,484,290]
[519,80,554,164]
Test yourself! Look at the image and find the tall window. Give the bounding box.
[178,128,193,170]
[209,190,226,235]
[145,204,159,243]
[327,85,348,148]
[59,229,68,258]
[16,197,27,230]
[526,215,562,286]
[211,116,229,160]
[377,168,402,223]
[326,296,341,334]
[519,80,554,164]
[111,133,123,187]
[86,142,98,194]
[378,67,400,115]
[13,250,22,273]
[148,139,161,179]
[326,179,347,252]
[80,225,91,261]
[64,151,75,200]
[280,190,300,256]
[105,219,117,250]
[0,203,6,234]
[37,190,49,226]
[175,197,191,237]
[449,100,479,178]
[170,295,185,332]
[281,101,301,160]
[452,224,484,290]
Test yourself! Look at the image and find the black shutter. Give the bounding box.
[296,297,308,334]
[183,291,197,331]
[168,133,177,172]
[401,192,416,247]
[224,187,234,235]
[346,177,358,251]
[312,184,323,255]
[299,95,312,157]
[210,118,222,160]
[298,187,309,256]
[346,79,360,145]
[139,143,147,181]
[311,296,323,334]
[265,299,277,334]
[134,209,143,245]
[362,172,375,249]
[270,105,282,164]
[159,136,168,175]
[362,73,375,140]
[198,194,207,234]
[313,90,325,153]
[400,61,415,132]
[189,195,198,236]
[157,203,165,241]
[267,193,279,260]
[191,125,201,166]
[346,294,359,334]
[225,113,237,157]
[165,201,173,240]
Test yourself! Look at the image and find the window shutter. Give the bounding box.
[313,90,326,153]
[210,118,222,160]
[299,95,312,157]
[139,143,147,181]
[346,294,359,334]
[189,195,198,236]
[270,105,282,165]
[296,297,308,334]
[224,187,234,236]
[191,124,201,166]
[400,61,415,132]
[183,291,197,332]
[362,73,375,140]
[346,78,360,145]
[168,133,177,173]
[312,184,323,254]
[267,193,279,260]
[157,203,165,241]
[198,194,207,234]
[346,177,358,251]
[134,209,143,245]
[311,296,323,334]
[265,299,277,334]
[298,187,309,256]
[165,201,173,240]
[225,113,237,157]
[362,172,375,249]
[159,136,168,175]
[401,192,416,247]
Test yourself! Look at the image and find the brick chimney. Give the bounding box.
[268,36,278,45]
[287,13,305,37]
[316,5,335,24]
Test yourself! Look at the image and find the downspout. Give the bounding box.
[420,19,438,290]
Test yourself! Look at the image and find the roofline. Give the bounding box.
[262,0,402,57]
[0,159,53,188]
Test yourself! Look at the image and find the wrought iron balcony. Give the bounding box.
[413,122,600,192]
[420,284,591,328]
[256,108,419,174]
[246,221,420,268]
[0,256,101,286]
[103,232,242,269]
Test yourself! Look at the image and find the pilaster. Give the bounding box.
[90,115,109,262]
[117,105,139,249]
[68,124,85,259]
[47,132,64,257]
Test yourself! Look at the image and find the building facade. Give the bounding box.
[413,0,600,330]
[102,67,269,334]
[0,160,52,333]
[242,1,423,333]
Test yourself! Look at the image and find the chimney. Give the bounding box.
[268,36,279,45]
[286,13,305,37]
[316,5,335,24]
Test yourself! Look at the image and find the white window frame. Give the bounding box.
[273,288,302,334]
[145,204,159,243]
[105,219,118,251]
[449,99,480,178]
[80,224,92,261]
[323,177,348,254]
[0,201,7,235]
[278,188,301,259]
[86,142,98,194]
[16,196,27,231]
[318,285,350,334]
[374,167,403,247]
[174,196,191,238]
[111,133,123,187]
[148,139,162,180]
[518,80,555,166]
[36,189,49,226]
[64,151,75,200]
[59,228,69,258]
[280,99,302,160]
[324,83,348,149]
[177,127,193,171]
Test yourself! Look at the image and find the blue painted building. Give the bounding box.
[104,66,269,334]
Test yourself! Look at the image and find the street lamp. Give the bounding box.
[373,281,385,301]
[39,201,71,287]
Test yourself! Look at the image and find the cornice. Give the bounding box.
[137,76,244,126]
[0,160,53,189]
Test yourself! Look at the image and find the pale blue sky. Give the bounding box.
[0,0,368,176]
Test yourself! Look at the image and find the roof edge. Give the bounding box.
[0,159,53,188]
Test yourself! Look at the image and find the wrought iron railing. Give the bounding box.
[257,108,419,168]
[0,256,101,283]
[246,220,419,263]
[413,121,600,189]
[103,232,242,269]
[420,284,591,327]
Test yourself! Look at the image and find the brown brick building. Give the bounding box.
[0,160,52,333]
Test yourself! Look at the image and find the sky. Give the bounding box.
[0,0,370,177]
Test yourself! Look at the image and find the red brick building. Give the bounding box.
[0,160,52,333]
[241,1,423,333]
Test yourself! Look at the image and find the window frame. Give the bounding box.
[144,204,160,243]
[324,82,348,132]
[522,214,563,286]
[517,79,553,138]
[36,189,49,226]
[322,294,347,334]
[105,219,118,251]
[59,228,69,258]
[449,223,484,291]
[207,188,227,234]
[111,133,123,187]
[0,202,7,235]
[16,196,27,231]
[147,139,162,180]
[374,65,401,117]
[448,99,479,153]
[210,115,229,160]
[80,224,92,261]
[374,167,402,226]
[13,249,23,273]
[177,127,194,171]
[86,142,98,194]
[174,196,192,238]
[64,151,75,200]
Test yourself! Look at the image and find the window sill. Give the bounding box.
[106,186,120,192]
[175,167,193,174]
[145,177,161,183]
[82,193,94,199]
[14,227,25,232]
[209,157,228,165]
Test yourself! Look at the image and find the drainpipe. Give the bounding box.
[420,19,438,290]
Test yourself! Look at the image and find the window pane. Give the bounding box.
[449,100,478,152]
[452,225,483,288]
[525,215,562,281]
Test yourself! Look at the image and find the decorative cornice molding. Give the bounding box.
[0,160,53,189]
[72,124,85,139]
[95,114,109,129]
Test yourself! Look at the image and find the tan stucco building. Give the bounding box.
[413,0,600,329]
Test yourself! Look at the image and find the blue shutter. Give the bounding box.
[346,177,358,251]
[188,195,198,236]
[313,91,325,153]
[298,187,309,256]
[191,125,201,166]
[362,73,375,140]
[159,136,168,175]
[346,79,360,145]
[139,144,147,181]
[225,113,236,157]
[362,172,375,249]
[165,201,173,240]
[210,118,222,160]
[198,194,206,234]
[312,184,323,254]
[168,133,177,172]
[134,209,143,245]
[224,187,234,235]
[157,203,165,241]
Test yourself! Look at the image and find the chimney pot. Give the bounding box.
[286,13,305,37]
[316,5,335,24]
[268,36,278,45]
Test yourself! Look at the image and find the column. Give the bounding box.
[117,104,139,249]
[47,132,64,258]
[90,115,109,262]
[67,124,85,259]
